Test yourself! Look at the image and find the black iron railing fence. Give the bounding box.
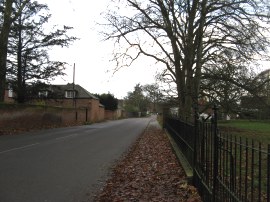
[164,107,270,202]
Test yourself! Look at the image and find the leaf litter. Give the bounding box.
[94,121,202,202]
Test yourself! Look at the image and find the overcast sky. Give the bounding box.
[36,0,270,99]
[36,0,158,99]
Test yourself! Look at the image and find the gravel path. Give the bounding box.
[94,119,202,202]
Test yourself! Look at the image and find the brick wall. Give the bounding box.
[89,99,101,122]
[98,106,105,122]
[31,98,103,122]
[0,104,103,135]
[40,98,93,108]
[0,98,126,134]
[104,109,125,120]
[105,110,116,120]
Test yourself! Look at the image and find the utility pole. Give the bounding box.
[73,63,76,108]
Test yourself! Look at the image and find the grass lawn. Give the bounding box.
[218,119,270,144]
[218,120,270,201]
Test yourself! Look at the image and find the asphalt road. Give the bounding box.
[0,117,152,202]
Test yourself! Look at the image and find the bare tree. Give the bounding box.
[143,83,164,112]
[101,0,270,118]
[201,50,248,116]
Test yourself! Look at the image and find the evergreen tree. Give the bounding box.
[0,0,29,102]
[96,93,118,111]
[7,0,77,103]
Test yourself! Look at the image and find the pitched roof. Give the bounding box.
[49,83,98,99]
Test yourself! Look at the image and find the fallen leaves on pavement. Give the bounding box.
[94,121,202,202]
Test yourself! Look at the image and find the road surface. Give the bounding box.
[0,117,152,202]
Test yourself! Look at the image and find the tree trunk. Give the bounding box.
[0,0,13,102]
[17,10,25,103]
[193,0,207,106]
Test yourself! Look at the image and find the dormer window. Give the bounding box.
[65,90,76,98]
[38,91,48,98]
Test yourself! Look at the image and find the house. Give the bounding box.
[36,83,98,106]
[33,83,105,122]
[3,83,129,122]
[1,83,116,132]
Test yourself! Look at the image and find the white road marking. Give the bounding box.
[54,133,78,140]
[0,143,40,154]
[0,134,79,154]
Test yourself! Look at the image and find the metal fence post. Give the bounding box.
[267,145,270,202]
[193,104,199,187]
[212,104,219,202]
[193,104,199,168]
[162,107,169,129]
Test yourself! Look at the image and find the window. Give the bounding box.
[38,91,48,98]
[65,90,76,98]
[8,89,13,98]
[8,84,13,98]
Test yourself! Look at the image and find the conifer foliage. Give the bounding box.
[0,0,77,103]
